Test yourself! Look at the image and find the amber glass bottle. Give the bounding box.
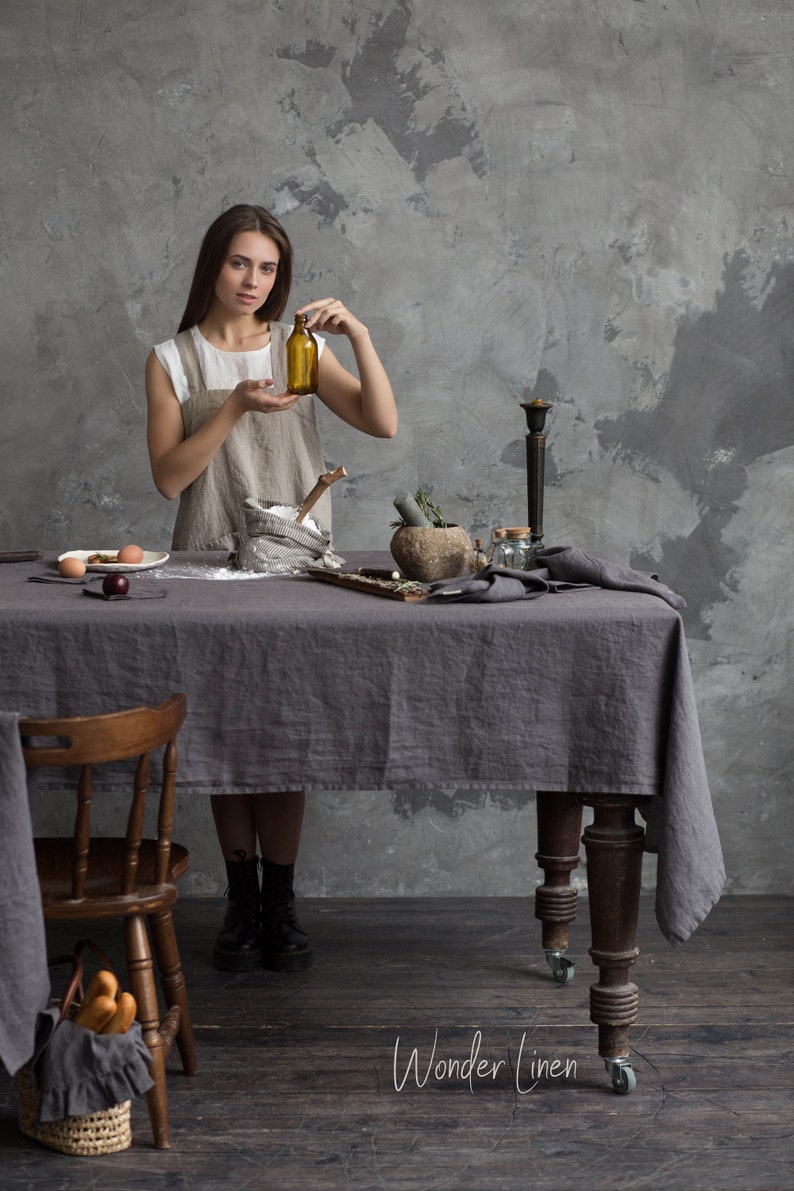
[286,313,318,394]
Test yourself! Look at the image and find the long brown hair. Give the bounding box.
[177,205,293,333]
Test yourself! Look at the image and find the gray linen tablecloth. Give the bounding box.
[0,551,724,947]
[0,713,51,1075]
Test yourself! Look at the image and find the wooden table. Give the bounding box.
[0,550,725,1093]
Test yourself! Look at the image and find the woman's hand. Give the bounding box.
[293,299,398,439]
[230,378,302,414]
[297,298,368,342]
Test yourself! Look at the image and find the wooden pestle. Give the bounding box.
[296,466,348,523]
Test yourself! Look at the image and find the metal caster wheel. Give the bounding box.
[605,1058,636,1095]
[544,950,575,984]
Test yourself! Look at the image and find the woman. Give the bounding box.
[145,204,397,973]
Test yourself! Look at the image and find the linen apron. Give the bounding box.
[170,322,331,551]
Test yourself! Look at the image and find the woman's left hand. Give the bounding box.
[293,297,397,440]
[296,298,368,342]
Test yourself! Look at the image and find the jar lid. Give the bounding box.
[505,526,532,538]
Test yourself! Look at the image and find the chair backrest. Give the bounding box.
[20,693,187,898]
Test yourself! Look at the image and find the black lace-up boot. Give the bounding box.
[260,858,313,971]
[212,850,263,971]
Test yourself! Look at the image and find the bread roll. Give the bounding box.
[83,969,119,1003]
[74,993,117,1032]
[100,991,137,1035]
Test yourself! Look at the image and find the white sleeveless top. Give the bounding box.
[154,324,325,404]
[154,323,331,551]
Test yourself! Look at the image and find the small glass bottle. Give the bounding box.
[286,313,318,394]
[488,528,510,568]
[469,537,487,573]
[504,527,533,570]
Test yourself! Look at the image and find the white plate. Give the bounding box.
[58,550,170,573]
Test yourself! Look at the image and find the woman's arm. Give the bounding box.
[145,351,300,500]
[299,299,398,439]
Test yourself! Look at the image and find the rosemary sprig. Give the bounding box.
[390,487,448,529]
[414,488,447,528]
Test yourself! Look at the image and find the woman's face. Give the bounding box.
[213,230,281,317]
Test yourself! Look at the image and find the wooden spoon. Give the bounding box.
[296,466,347,523]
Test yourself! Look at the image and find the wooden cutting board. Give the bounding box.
[305,568,429,601]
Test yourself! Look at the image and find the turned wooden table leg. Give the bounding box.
[581,794,648,1093]
[535,791,583,983]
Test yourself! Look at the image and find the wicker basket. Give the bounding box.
[16,941,133,1155]
[17,1063,131,1155]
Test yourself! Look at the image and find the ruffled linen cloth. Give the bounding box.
[28,1008,153,1122]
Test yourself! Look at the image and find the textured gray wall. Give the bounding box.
[3,1,792,898]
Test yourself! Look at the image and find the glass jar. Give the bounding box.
[504,527,535,571]
[487,528,510,568]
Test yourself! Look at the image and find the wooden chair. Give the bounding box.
[20,693,197,1149]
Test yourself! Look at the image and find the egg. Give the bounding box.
[117,544,144,564]
[58,556,87,578]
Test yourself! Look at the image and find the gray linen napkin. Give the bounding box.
[81,588,168,600]
[0,713,51,1075]
[535,546,686,610]
[27,575,104,585]
[424,547,685,609]
[424,564,589,604]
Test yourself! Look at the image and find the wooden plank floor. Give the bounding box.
[1,895,792,1190]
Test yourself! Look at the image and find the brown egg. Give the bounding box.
[58,556,87,578]
[117,544,144,564]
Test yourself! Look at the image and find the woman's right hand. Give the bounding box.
[230,378,302,414]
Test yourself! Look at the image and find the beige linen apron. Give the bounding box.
[170,322,331,551]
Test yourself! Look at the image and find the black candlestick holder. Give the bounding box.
[520,400,552,546]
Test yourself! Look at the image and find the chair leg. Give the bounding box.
[149,907,198,1077]
[124,914,171,1149]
